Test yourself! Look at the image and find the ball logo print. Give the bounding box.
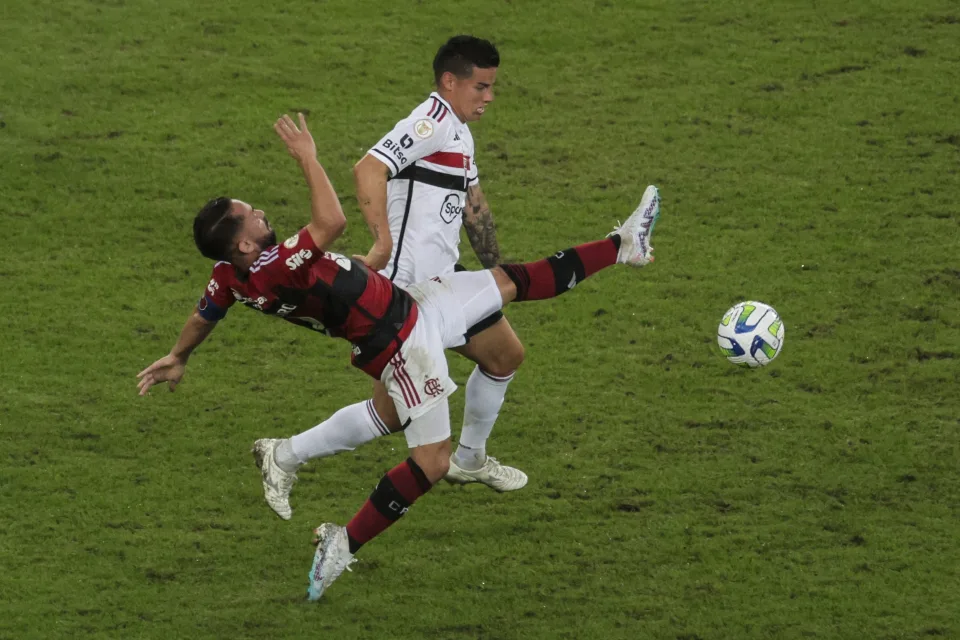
[717,301,784,367]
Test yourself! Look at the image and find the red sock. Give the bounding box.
[345,458,433,553]
[500,237,620,301]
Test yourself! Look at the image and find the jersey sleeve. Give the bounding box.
[367,113,452,177]
[197,263,236,322]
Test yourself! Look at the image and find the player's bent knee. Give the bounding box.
[476,337,524,377]
[431,452,451,480]
[500,340,525,371]
[403,399,452,483]
[409,441,451,484]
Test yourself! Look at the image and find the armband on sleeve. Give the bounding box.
[197,296,227,322]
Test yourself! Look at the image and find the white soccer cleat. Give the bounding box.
[307,523,356,601]
[251,438,297,521]
[611,185,661,267]
[445,454,529,492]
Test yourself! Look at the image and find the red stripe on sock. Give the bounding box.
[522,259,556,300]
[345,459,433,549]
[510,238,620,301]
[388,459,431,502]
[346,504,392,546]
[575,238,619,276]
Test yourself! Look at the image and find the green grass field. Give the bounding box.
[3,0,959,638]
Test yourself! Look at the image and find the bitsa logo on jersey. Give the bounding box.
[283,234,300,249]
[414,119,434,139]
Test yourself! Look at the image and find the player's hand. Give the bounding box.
[274,113,317,164]
[353,245,391,271]
[136,354,187,396]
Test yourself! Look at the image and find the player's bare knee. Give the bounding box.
[473,327,524,376]
[501,340,525,371]
[432,452,451,480]
[409,440,451,484]
[481,342,524,377]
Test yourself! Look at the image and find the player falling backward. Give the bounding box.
[251,36,527,522]
[136,113,660,600]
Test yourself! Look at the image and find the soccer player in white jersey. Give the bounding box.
[252,36,530,520]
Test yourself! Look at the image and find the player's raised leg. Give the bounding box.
[495,185,661,304]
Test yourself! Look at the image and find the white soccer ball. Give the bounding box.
[717,301,785,367]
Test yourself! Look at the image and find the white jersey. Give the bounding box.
[367,92,479,287]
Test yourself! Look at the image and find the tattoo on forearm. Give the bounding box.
[372,223,380,240]
[464,186,501,268]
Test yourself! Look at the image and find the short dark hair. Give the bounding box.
[433,35,499,85]
[193,197,241,262]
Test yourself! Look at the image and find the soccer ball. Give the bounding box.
[717,301,784,367]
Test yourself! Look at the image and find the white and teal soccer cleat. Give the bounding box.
[251,438,297,520]
[611,185,661,267]
[307,523,356,601]
[445,454,529,492]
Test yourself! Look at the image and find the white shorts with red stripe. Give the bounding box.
[381,270,503,447]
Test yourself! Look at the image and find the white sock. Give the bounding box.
[455,366,514,470]
[273,439,300,473]
[290,399,390,463]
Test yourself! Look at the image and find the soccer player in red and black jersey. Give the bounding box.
[256,37,527,520]
[136,113,661,600]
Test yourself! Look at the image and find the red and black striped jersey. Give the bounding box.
[197,227,418,378]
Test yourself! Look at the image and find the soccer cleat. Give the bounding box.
[611,185,661,266]
[251,438,297,521]
[307,523,356,601]
[445,454,529,492]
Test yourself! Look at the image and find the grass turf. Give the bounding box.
[2,1,958,638]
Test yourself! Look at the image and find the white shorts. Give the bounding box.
[380,270,504,448]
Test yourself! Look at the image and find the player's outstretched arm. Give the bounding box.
[463,183,501,268]
[136,308,217,395]
[352,155,392,270]
[274,113,346,251]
